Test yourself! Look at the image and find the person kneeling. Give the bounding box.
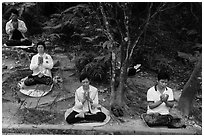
[24,41,53,86]
[66,74,106,124]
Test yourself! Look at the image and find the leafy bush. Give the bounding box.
[75,50,111,83]
[82,62,107,82]
[75,51,97,72]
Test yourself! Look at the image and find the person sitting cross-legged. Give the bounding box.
[66,73,106,124]
[143,71,185,128]
[24,41,53,86]
[5,8,32,46]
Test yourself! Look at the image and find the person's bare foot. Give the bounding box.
[20,38,25,42]
[75,112,85,118]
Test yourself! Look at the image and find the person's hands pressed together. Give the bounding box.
[160,94,169,102]
[83,91,93,104]
[38,73,43,78]
[81,91,88,104]
[86,91,93,103]
[13,21,18,29]
[38,56,43,65]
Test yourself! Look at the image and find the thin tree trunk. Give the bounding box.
[110,52,116,105]
[178,54,202,116]
[116,62,128,105]
[99,3,117,106]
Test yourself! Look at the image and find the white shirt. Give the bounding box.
[6,19,27,40]
[72,85,101,114]
[147,86,174,115]
[30,53,53,77]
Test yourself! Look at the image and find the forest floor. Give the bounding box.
[2,47,202,134]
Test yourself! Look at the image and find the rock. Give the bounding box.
[193,124,202,129]
[10,66,14,70]
[15,61,20,64]
[54,47,64,53]
[2,65,7,69]
[15,65,23,69]
[99,89,105,93]
[53,60,60,67]
[53,76,63,83]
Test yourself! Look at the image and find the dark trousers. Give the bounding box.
[6,29,32,46]
[66,111,106,124]
[143,113,185,128]
[24,75,52,86]
[144,113,173,127]
[6,39,32,46]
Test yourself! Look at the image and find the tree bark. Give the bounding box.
[110,52,117,105]
[116,62,128,105]
[178,54,202,116]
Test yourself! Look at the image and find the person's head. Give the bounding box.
[37,41,46,54]
[10,9,19,21]
[79,73,90,90]
[157,71,170,89]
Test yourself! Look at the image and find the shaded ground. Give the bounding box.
[2,47,202,134]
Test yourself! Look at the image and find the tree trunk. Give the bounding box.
[110,52,117,105]
[99,3,116,107]
[178,54,202,116]
[111,40,129,116]
[116,62,127,105]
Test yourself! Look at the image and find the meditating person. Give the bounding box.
[145,71,175,127]
[66,73,106,124]
[24,41,53,86]
[5,8,32,46]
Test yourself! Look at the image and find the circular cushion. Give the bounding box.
[64,106,111,127]
[18,77,53,97]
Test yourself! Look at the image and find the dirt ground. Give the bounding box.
[2,47,202,129]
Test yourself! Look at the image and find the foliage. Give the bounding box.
[177,51,199,64]
[2,2,201,85]
[129,2,201,76]
[75,51,96,73]
[38,2,202,90]
[42,3,107,48]
[75,50,111,83]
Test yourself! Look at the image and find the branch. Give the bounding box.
[122,3,131,64]
[91,3,110,40]
[115,3,125,44]
[99,3,114,42]
[190,3,199,22]
[160,2,183,12]
[129,2,166,60]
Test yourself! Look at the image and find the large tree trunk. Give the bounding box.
[178,54,202,116]
[111,40,129,116]
[110,60,129,117]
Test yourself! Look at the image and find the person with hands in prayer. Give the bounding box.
[24,41,53,86]
[66,73,106,124]
[5,8,32,46]
[144,71,179,127]
[147,72,174,115]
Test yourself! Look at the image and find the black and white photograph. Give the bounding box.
[2,1,202,135]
